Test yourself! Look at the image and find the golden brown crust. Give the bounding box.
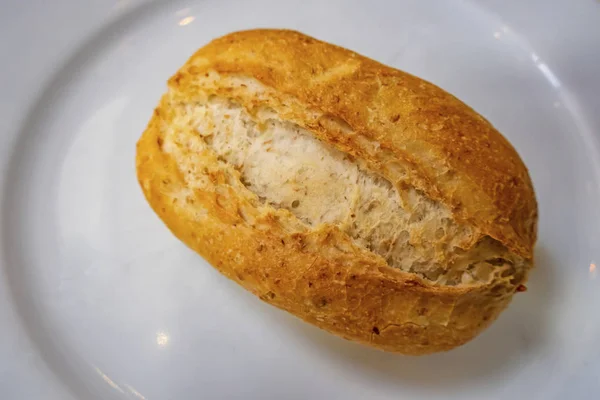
[136,30,537,354]
[172,29,537,259]
[138,103,515,355]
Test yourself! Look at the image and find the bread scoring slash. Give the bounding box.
[136,29,538,354]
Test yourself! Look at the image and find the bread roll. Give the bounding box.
[136,29,537,354]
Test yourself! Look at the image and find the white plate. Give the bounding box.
[1,0,599,399]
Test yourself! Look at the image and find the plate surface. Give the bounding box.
[1,1,600,399]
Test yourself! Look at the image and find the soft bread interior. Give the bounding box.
[171,95,523,286]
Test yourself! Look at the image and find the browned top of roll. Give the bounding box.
[180,29,537,259]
